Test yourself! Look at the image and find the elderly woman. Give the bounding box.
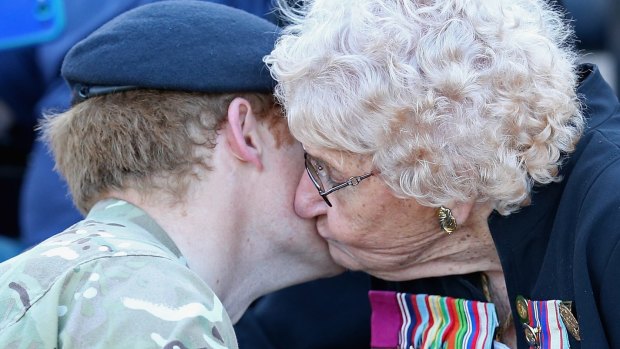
[265,0,620,348]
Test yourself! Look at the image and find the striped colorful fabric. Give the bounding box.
[527,300,571,349]
[369,291,499,349]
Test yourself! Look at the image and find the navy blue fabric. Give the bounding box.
[62,1,279,99]
[19,139,80,247]
[200,0,275,23]
[0,236,22,261]
[488,64,620,348]
[236,272,372,349]
[561,0,611,50]
[0,48,44,129]
[0,48,44,239]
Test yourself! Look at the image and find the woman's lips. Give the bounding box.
[315,219,331,239]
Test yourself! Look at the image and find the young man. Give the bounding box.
[0,2,341,348]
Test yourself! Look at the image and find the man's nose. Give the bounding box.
[295,171,329,219]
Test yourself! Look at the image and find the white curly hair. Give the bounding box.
[265,0,583,214]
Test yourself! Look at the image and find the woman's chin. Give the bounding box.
[327,243,363,271]
[327,243,417,281]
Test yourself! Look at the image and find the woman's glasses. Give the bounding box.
[304,152,374,207]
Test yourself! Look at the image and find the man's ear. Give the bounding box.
[225,97,263,170]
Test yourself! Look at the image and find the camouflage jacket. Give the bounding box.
[0,199,237,349]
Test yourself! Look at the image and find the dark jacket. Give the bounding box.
[489,64,620,348]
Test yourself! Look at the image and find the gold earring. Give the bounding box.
[437,206,457,234]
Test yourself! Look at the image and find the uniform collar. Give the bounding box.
[576,63,619,131]
[86,198,184,260]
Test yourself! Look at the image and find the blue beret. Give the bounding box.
[62,0,279,102]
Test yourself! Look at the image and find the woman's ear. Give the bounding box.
[449,200,475,226]
[224,97,263,170]
[450,200,494,227]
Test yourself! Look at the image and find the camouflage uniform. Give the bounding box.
[0,199,237,349]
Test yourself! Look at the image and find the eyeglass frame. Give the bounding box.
[304,152,374,207]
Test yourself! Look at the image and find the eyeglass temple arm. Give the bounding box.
[320,173,373,196]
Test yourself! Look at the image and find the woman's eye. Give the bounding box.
[314,161,327,175]
[315,162,334,182]
[312,158,339,185]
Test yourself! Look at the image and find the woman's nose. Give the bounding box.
[295,171,329,219]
